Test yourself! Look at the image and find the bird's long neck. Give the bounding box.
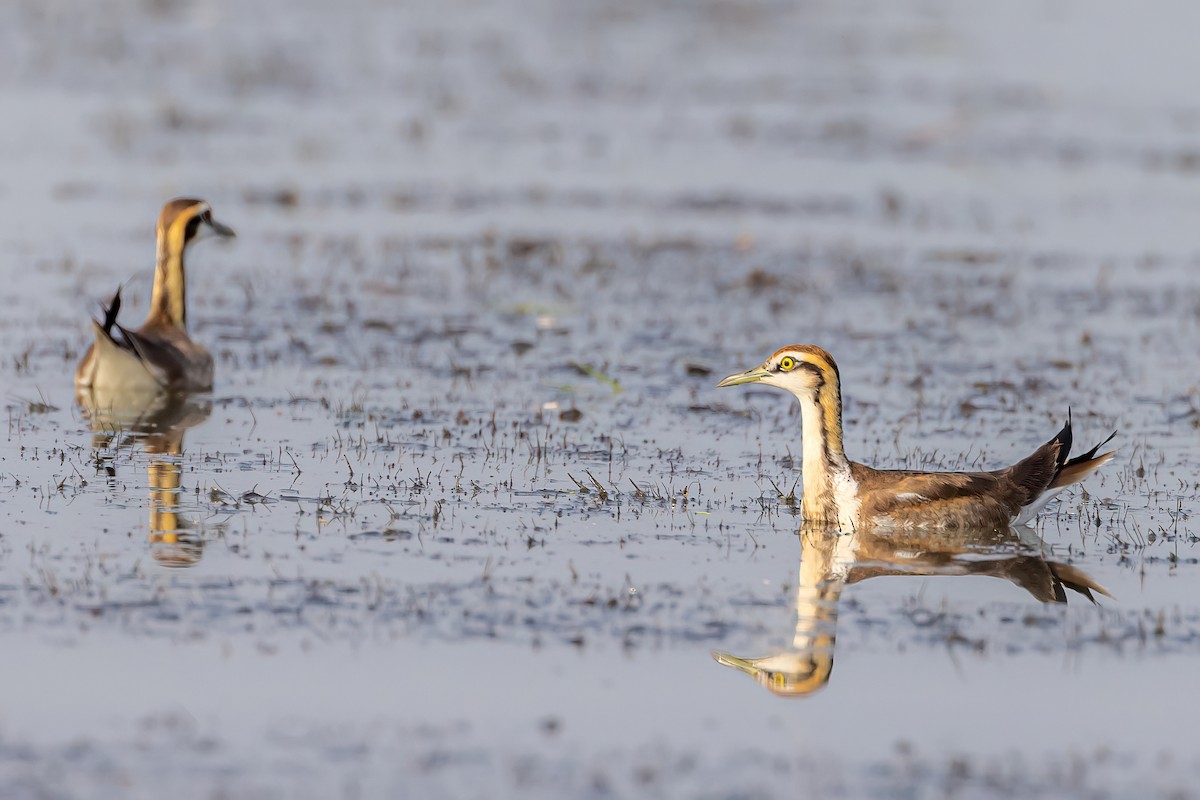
[746,528,851,695]
[787,528,857,689]
[793,527,847,645]
[147,222,189,330]
[796,375,850,524]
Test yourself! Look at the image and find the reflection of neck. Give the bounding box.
[797,385,849,524]
[146,433,184,532]
[792,529,852,651]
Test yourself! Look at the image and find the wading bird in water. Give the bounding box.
[76,198,235,393]
[718,345,1116,530]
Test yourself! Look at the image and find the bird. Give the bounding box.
[75,197,236,393]
[717,344,1117,530]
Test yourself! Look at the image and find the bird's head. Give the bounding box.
[712,649,835,698]
[717,344,840,400]
[157,197,236,254]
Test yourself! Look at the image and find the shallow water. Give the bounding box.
[2,0,1200,797]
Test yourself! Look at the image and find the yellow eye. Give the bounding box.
[779,356,796,371]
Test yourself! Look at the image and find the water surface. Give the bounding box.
[2,0,1200,797]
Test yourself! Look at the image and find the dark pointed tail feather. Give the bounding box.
[100,285,122,335]
[1046,410,1118,489]
[1048,409,1073,471]
[1050,449,1116,489]
[1064,429,1118,467]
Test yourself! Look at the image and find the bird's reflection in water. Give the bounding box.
[77,384,212,568]
[713,524,1109,697]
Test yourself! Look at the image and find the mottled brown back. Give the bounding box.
[849,435,1062,529]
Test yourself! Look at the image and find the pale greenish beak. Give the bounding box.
[716,365,770,388]
[712,649,834,696]
[711,650,761,676]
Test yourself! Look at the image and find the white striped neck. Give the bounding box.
[794,388,857,527]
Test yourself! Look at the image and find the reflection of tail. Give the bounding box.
[1046,561,1112,604]
[955,555,1112,605]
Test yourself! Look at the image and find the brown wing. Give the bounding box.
[850,414,1117,528]
[850,434,1061,529]
[115,324,187,385]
